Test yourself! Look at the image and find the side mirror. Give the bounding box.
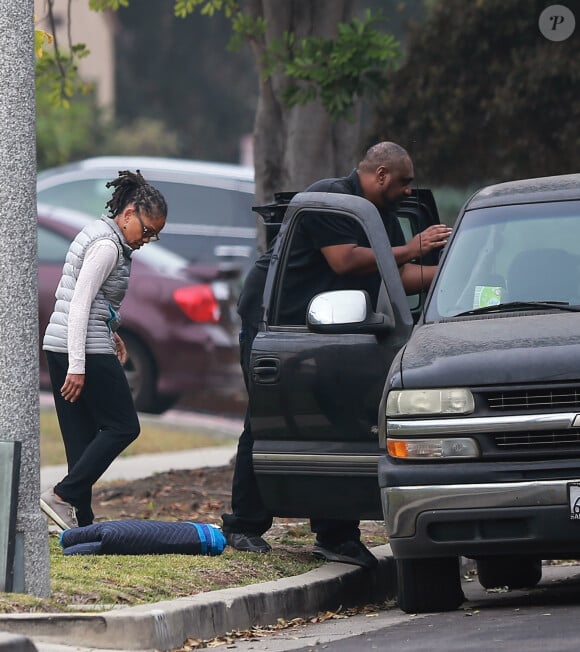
[306,290,394,334]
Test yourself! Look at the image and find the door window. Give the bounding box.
[269,210,382,327]
[38,179,110,216]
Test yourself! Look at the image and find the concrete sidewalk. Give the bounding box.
[41,445,238,492]
[1,402,396,652]
[40,395,241,491]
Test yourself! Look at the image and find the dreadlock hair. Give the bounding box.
[105,170,168,220]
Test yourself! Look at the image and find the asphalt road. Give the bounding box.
[220,562,580,652]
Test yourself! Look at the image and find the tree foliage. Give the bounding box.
[371,0,580,186]
[262,10,399,121]
[91,0,399,124]
[36,83,103,169]
[109,0,257,164]
[43,0,404,211]
[35,6,91,109]
[35,14,98,168]
[35,43,91,109]
[34,28,53,58]
[87,0,404,209]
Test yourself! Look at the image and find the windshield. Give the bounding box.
[425,200,580,321]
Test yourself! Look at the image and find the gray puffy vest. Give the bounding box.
[43,216,133,355]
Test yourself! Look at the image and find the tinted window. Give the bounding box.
[38,177,256,228]
[152,181,256,228]
[396,214,420,311]
[38,179,110,217]
[38,225,70,263]
[397,214,414,242]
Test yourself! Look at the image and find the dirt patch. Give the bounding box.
[94,465,235,524]
[92,460,387,545]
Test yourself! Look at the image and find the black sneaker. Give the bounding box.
[226,532,272,553]
[312,539,378,569]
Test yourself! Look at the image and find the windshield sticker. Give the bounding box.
[473,285,502,309]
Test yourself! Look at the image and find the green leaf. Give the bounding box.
[259,9,399,121]
[89,0,129,11]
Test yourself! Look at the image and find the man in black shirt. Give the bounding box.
[223,142,452,568]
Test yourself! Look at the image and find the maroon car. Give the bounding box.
[38,204,244,414]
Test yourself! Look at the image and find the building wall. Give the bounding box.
[34,0,115,113]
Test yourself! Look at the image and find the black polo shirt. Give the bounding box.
[238,169,405,327]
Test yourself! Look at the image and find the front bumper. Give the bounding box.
[382,478,580,559]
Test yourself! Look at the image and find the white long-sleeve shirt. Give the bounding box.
[67,239,119,374]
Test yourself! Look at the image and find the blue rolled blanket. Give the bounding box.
[60,520,226,556]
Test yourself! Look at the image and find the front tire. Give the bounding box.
[396,556,464,614]
[476,556,542,590]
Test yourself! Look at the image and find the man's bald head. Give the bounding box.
[357,141,414,210]
[358,142,411,174]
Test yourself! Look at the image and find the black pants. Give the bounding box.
[221,321,361,545]
[46,351,140,526]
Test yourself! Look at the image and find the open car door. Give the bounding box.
[248,192,438,520]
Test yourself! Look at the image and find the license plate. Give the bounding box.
[568,482,580,520]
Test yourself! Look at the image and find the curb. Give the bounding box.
[0,545,395,652]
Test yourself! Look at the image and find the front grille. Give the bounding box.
[495,430,580,448]
[487,388,580,411]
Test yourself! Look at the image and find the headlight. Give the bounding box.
[387,437,480,459]
[386,388,474,416]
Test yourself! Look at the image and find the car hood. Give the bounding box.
[400,312,580,387]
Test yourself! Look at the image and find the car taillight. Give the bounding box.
[173,285,221,323]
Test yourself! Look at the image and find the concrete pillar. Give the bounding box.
[0,0,50,595]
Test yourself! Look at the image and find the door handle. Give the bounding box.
[252,357,280,384]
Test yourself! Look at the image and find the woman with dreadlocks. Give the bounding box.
[40,170,168,530]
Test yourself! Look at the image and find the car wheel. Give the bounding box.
[396,557,464,614]
[476,556,542,590]
[119,331,157,413]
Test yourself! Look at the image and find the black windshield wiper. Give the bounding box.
[455,301,580,317]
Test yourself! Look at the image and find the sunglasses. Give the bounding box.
[134,210,160,241]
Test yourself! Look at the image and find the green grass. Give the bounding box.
[0,525,388,615]
[23,410,322,616]
[28,412,388,618]
[0,535,321,613]
[40,409,234,466]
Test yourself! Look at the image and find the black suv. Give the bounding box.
[380,173,580,613]
[248,173,580,615]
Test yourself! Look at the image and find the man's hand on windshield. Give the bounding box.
[408,225,452,259]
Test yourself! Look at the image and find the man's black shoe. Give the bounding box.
[312,539,378,569]
[226,532,272,553]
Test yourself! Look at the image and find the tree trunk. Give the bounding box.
[246,0,363,210]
